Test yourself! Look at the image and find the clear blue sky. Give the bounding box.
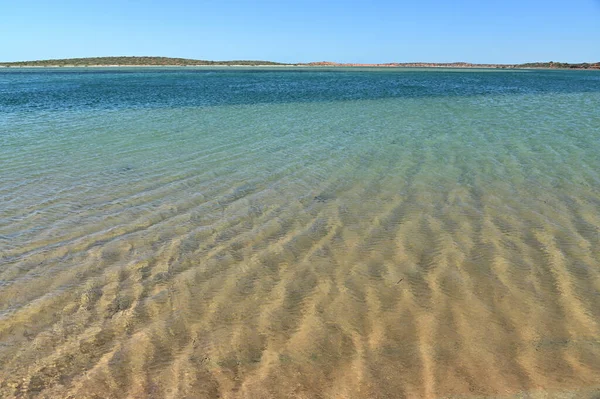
[1,0,599,63]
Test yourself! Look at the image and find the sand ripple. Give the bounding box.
[1,94,600,398]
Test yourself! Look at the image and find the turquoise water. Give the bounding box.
[1,68,600,398]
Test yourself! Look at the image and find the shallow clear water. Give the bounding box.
[1,67,600,398]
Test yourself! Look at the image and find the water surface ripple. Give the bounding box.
[1,68,600,398]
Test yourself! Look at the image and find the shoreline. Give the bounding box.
[1,64,597,70]
[2,57,598,70]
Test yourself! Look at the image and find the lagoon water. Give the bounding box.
[1,67,600,398]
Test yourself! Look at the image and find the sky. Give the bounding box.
[1,0,599,63]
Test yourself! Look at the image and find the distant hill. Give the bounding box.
[0,57,598,69]
[518,61,600,69]
[0,56,287,67]
[306,61,600,69]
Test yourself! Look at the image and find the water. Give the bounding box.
[1,67,599,398]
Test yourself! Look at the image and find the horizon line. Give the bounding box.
[1,56,600,66]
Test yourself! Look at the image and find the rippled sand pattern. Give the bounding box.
[1,70,600,398]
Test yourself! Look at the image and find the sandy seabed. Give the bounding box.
[1,83,600,397]
[1,163,599,398]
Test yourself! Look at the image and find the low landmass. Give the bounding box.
[0,56,285,67]
[0,56,599,69]
[305,61,600,69]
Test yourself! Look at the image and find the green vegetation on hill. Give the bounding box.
[519,61,600,69]
[0,56,286,67]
